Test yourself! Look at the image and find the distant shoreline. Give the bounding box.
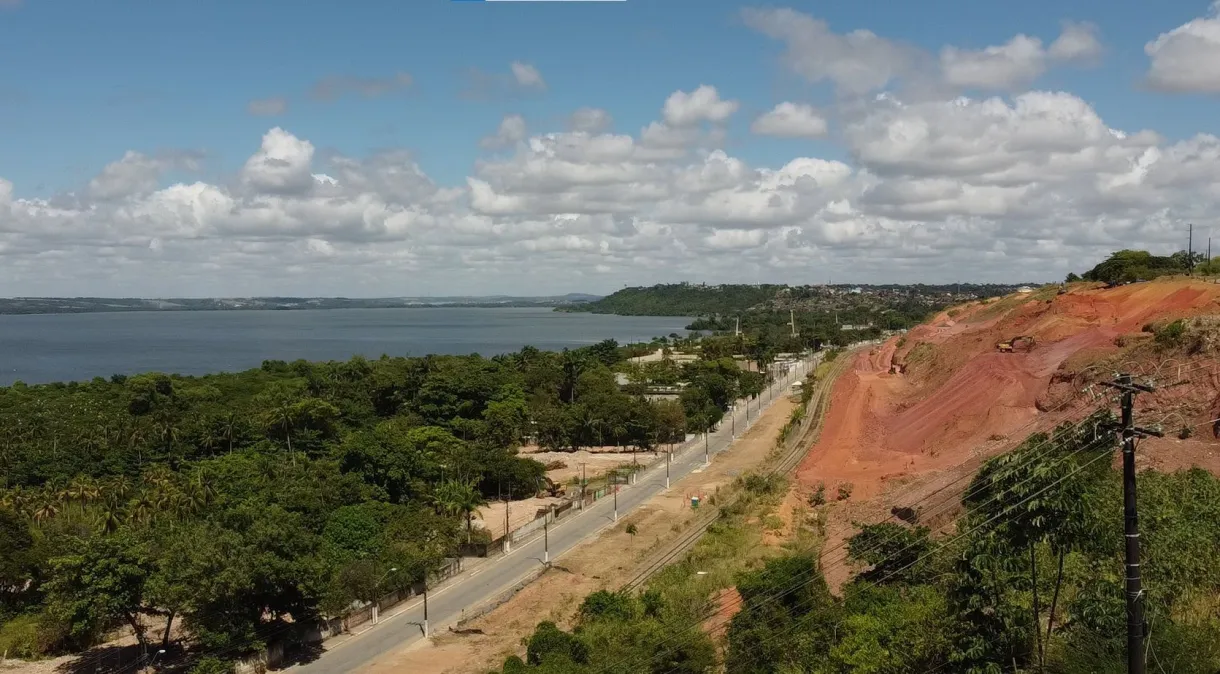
[0,295,601,316]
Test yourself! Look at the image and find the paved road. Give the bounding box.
[291,356,817,674]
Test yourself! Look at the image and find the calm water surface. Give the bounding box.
[0,308,690,385]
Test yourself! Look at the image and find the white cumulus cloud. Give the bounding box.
[751,103,829,139]
[1146,3,1220,93]
[662,86,739,127]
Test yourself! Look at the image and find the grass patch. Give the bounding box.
[905,342,936,365]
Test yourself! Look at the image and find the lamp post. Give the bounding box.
[370,567,398,625]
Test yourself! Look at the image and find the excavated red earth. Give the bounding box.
[797,278,1220,504]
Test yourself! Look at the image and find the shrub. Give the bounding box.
[526,621,588,665]
[1179,426,1194,440]
[1154,320,1187,348]
[809,482,826,507]
[0,613,49,659]
[837,482,854,501]
[189,657,235,674]
[501,655,528,674]
[579,590,637,622]
[740,473,784,496]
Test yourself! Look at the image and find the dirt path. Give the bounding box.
[351,398,799,674]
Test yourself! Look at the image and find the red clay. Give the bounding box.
[796,279,1220,586]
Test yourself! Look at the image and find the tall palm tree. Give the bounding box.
[432,479,488,542]
[264,403,298,465]
[219,412,240,455]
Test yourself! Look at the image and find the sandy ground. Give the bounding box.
[350,398,799,674]
[473,496,569,539]
[791,279,1220,591]
[518,444,664,485]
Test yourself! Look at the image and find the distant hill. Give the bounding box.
[556,283,1028,318]
[0,294,603,316]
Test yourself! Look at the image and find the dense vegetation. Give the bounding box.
[0,339,766,665]
[1073,249,1215,284]
[560,283,1024,361]
[557,284,784,317]
[508,412,1220,673]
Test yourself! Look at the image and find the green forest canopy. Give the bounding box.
[0,339,767,663]
[1074,249,1213,284]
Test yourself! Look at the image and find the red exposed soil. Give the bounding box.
[794,279,1220,590]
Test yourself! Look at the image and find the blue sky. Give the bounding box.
[3,0,1220,296]
[2,0,1214,194]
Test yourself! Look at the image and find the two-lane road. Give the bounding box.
[292,356,816,674]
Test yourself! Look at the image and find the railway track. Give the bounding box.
[621,350,857,591]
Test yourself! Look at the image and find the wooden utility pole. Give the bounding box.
[1101,374,1163,674]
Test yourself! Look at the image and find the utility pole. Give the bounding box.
[704,429,710,465]
[580,463,587,510]
[1188,223,1194,274]
[422,578,429,639]
[665,449,671,489]
[613,472,618,522]
[504,498,511,554]
[731,407,736,439]
[544,513,549,564]
[1101,373,1163,674]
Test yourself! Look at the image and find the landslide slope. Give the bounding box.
[795,278,1220,588]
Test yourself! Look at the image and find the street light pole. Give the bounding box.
[504,498,510,554]
[371,567,398,625]
[423,578,429,639]
[580,463,587,510]
[613,473,618,521]
[666,449,671,489]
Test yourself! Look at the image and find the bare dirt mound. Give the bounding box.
[797,278,1220,590]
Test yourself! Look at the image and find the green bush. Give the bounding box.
[809,482,826,507]
[525,621,588,666]
[579,590,637,622]
[0,613,48,659]
[1154,319,1187,348]
[189,657,235,674]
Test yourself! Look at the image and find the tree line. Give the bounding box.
[0,338,770,666]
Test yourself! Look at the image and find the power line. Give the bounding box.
[651,403,1220,674]
[594,411,1115,674]
[604,360,1220,674]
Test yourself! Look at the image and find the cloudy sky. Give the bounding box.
[3,0,1220,297]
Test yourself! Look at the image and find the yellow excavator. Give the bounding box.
[996,335,1036,353]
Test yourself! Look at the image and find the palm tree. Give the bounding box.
[219,412,240,455]
[96,497,124,534]
[33,497,60,522]
[127,495,154,525]
[264,403,298,465]
[432,479,488,542]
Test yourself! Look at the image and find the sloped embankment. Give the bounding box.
[792,278,1220,588]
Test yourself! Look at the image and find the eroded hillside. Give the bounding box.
[794,278,1220,589]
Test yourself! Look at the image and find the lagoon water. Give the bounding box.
[0,308,690,386]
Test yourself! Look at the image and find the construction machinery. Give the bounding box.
[538,476,566,498]
[996,335,1036,353]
